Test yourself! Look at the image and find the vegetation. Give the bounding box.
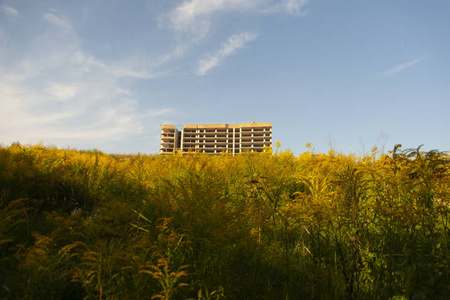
[0,143,449,299]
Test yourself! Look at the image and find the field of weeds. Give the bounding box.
[1,143,449,299]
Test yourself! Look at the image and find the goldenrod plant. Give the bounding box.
[0,143,448,299]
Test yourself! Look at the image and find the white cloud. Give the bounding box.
[115,88,133,96]
[43,12,73,33]
[71,50,154,79]
[148,109,173,117]
[166,0,260,32]
[384,56,424,76]
[45,83,79,101]
[0,72,145,144]
[157,0,309,72]
[162,0,307,42]
[108,65,153,79]
[0,5,18,17]
[267,0,309,16]
[0,11,173,150]
[197,31,258,75]
[165,0,308,32]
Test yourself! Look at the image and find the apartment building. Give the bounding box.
[160,122,272,155]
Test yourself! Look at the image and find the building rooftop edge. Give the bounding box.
[162,122,271,130]
[160,125,176,129]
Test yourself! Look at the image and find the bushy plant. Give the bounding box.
[0,143,448,299]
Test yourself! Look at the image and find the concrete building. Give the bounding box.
[160,122,272,155]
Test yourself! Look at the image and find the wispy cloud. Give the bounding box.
[43,12,74,33]
[108,64,153,79]
[159,0,309,63]
[197,31,258,75]
[0,74,146,144]
[163,0,308,39]
[0,11,172,149]
[165,0,259,33]
[282,0,309,15]
[0,5,19,17]
[72,51,154,79]
[147,109,174,117]
[384,56,424,76]
[266,0,309,16]
[45,83,79,101]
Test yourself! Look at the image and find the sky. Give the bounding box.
[0,0,449,155]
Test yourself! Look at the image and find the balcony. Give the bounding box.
[161,142,175,147]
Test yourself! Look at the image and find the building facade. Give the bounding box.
[160,122,272,155]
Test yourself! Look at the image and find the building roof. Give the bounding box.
[160,125,176,129]
[178,122,271,129]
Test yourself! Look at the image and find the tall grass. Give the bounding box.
[0,143,448,299]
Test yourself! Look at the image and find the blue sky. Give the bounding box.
[0,0,448,155]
